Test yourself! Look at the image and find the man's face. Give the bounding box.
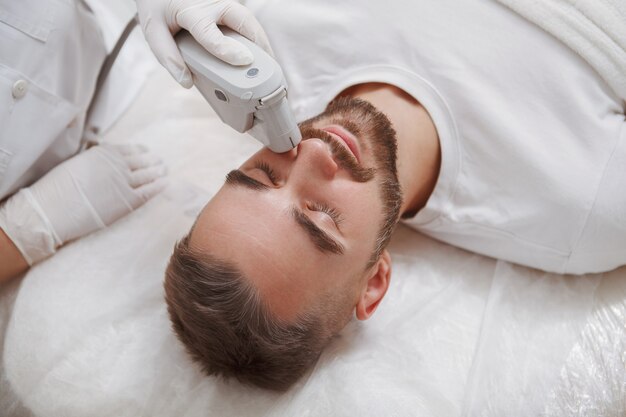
[189,97,401,321]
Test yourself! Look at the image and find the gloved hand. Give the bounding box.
[136,0,273,88]
[0,144,167,265]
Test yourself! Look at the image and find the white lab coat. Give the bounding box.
[0,0,154,201]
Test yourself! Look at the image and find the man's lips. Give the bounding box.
[322,126,361,163]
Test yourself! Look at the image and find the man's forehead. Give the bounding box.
[191,189,294,263]
[189,187,323,320]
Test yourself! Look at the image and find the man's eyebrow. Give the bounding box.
[291,207,345,255]
[224,170,343,254]
[225,169,270,191]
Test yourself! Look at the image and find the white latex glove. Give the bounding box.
[0,144,167,265]
[137,0,273,88]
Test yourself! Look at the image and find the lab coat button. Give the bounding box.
[12,80,28,99]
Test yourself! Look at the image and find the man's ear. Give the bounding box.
[355,250,392,321]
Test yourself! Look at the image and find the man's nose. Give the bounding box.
[294,138,338,180]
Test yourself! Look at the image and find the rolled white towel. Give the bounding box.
[496,0,626,101]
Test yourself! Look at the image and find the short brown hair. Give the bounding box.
[164,235,347,391]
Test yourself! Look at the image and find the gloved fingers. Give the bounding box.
[124,153,164,171]
[106,143,149,157]
[220,2,274,56]
[143,21,193,88]
[129,165,168,188]
[135,178,169,203]
[179,14,254,66]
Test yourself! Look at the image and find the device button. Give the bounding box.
[214,89,228,102]
[240,91,253,101]
[246,68,259,78]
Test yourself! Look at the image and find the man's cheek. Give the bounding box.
[343,184,381,211]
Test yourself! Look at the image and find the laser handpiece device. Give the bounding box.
[175,29,302,153]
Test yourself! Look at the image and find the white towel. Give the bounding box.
[496,0,626,102]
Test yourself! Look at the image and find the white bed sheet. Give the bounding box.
[1,69,624,417]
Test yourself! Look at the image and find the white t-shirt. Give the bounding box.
[246,0,626,274]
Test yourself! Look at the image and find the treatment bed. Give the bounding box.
[1,66,624,417]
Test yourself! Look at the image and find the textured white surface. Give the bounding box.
[0,69,624,416]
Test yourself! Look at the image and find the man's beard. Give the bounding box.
[298,96,403,267]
